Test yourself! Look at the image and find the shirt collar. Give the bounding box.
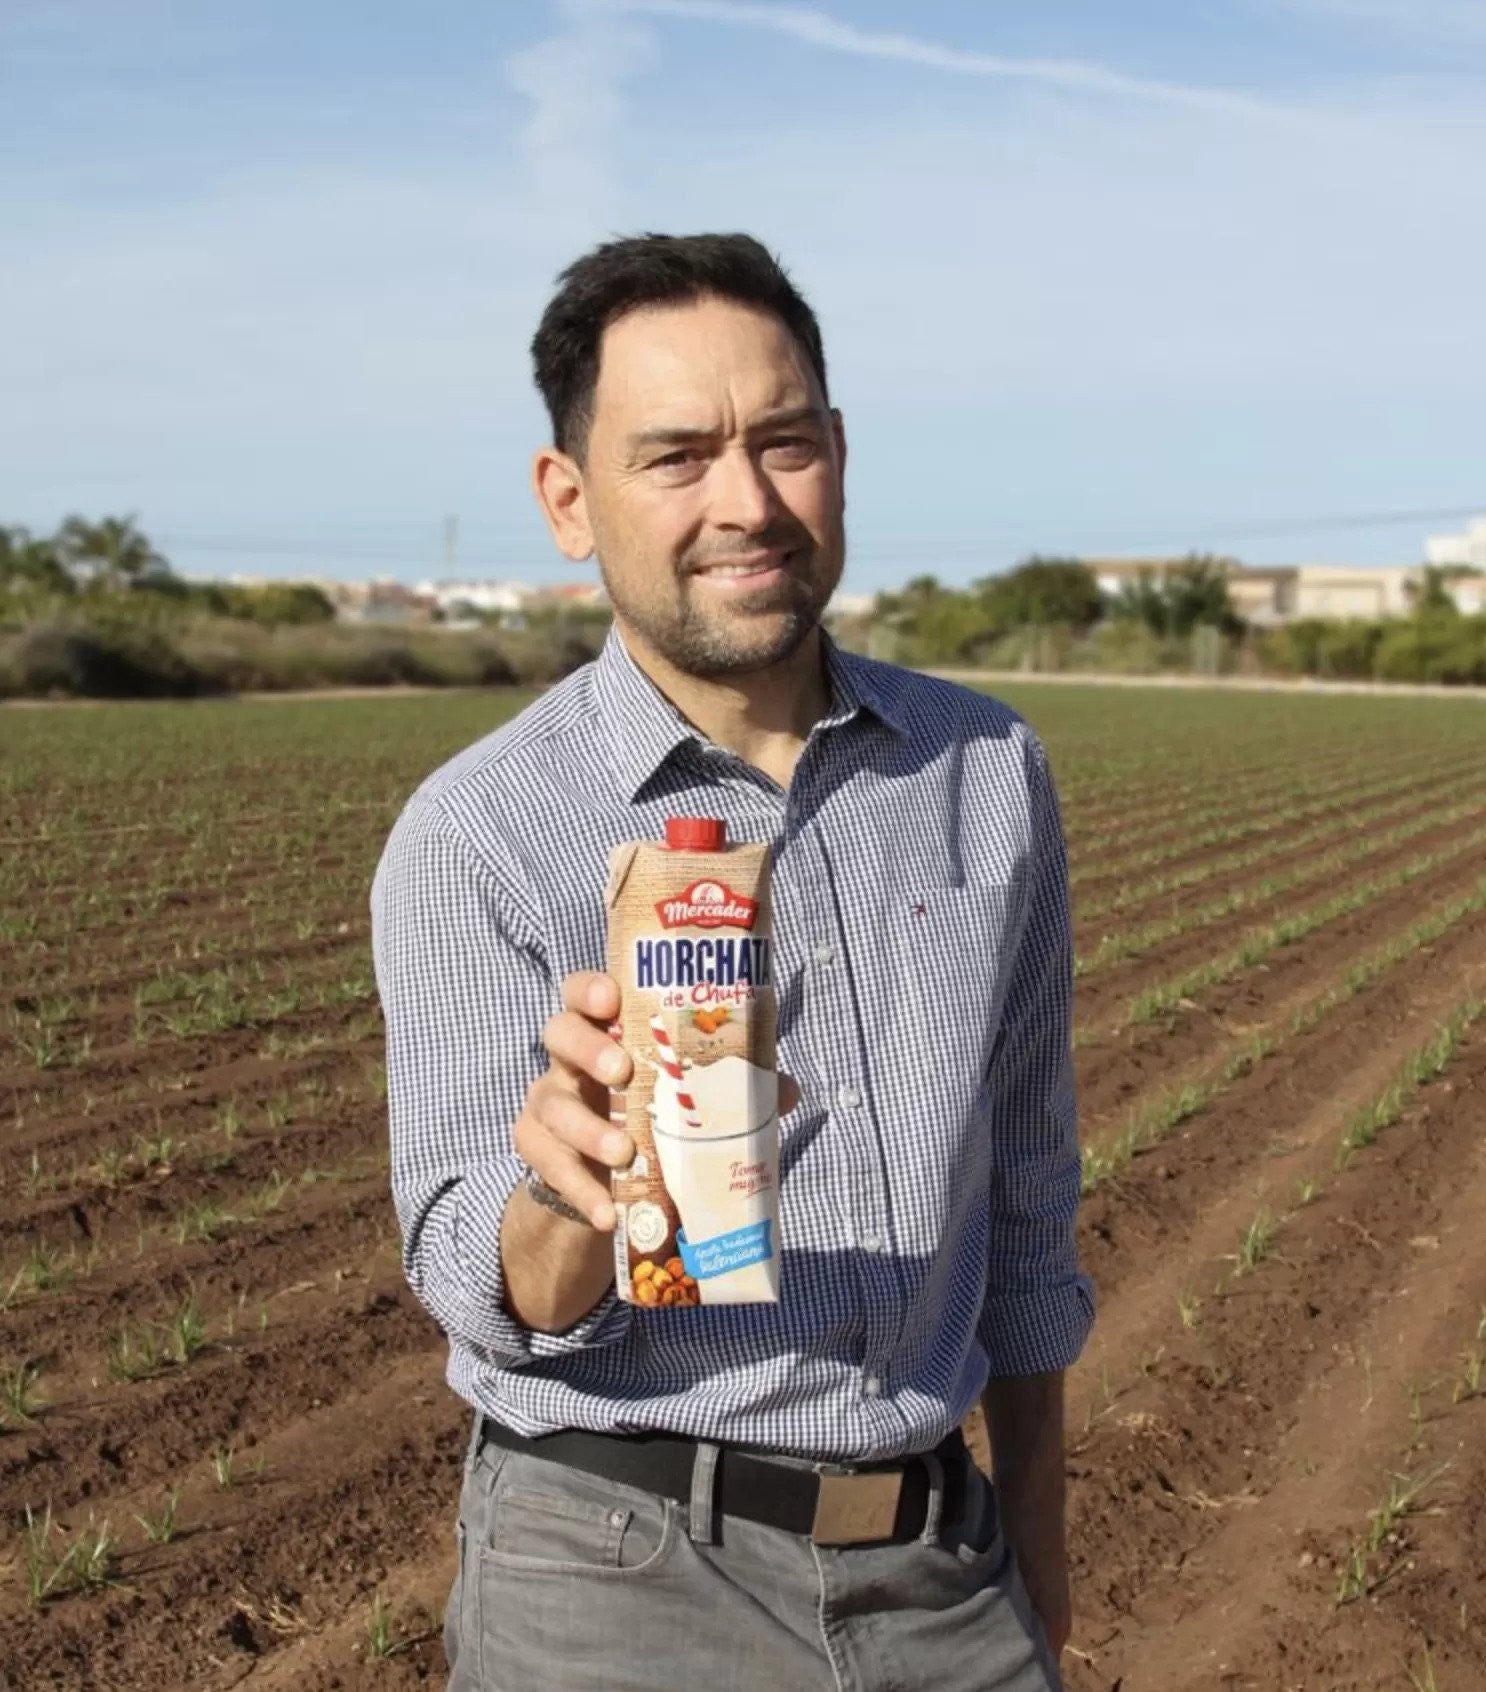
[593,622,910,803]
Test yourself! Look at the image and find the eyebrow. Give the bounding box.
[627,404,829,453]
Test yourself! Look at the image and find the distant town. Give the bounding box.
[206,512,1486,628]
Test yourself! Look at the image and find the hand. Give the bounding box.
[514,972,635,1231]
[513,970,801,1232]
[1018,1552,1071,1663]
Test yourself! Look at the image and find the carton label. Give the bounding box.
[606,836,780,1308]
[633,936,771,991]
[656,878,760,931]
[678,1219,774,1280]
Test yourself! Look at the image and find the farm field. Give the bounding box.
[3,681,1485,1691]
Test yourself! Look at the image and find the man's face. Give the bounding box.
[567,296,845,679]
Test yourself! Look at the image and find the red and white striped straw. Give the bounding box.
[649,1013,703,1131]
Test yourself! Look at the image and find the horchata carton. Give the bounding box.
[605,817,780,1306]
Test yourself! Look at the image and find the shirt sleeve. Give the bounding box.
[371,795,632,1369]
[977,730,1096,1378]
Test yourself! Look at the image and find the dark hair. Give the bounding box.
[530,232,829,459]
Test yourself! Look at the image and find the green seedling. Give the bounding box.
[1230,1210,1278,1277]
[107,1322,164,1383]
[18,1242,74,1295]
[172,1201,230,1245]
[21,1505,116,1605]
[1409,1644,1440,1692]
[23,1150,50,1197]
[1,1360,45,1425]
[134,1487,182,1545]
[166,1293,208,1364]
[364,1595,435,1661]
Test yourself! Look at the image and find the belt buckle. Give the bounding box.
[811,1467,903,1545]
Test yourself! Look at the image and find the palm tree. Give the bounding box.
[56,514,170,590]
[0,526,75,596]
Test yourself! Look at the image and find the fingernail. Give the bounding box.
[600,1050,627,1084]
[603,1131,629,1161]
[591,1201,615,1230]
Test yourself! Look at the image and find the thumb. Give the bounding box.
[779,1074,801,1117]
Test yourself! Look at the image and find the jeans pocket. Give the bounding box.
[479,1452,679,1578]
[945,1468,1010,1572]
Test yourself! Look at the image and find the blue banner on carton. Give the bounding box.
[677,1220,774,1281]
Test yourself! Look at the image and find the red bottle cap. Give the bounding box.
[664,816,727,852]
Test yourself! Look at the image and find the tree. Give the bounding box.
[1409,565,1461,617]
[0,527,75,597]
[1109,554,1242,638]
[973,557,1102,631]
[56,514,171,591]
[222,582,336,626]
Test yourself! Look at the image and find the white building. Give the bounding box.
[1425,516,1486,573]
[828,590,879,618]
[415,578,533,617]
[1292,564,1418,620]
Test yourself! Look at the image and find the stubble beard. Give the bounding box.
[600,537,844,681]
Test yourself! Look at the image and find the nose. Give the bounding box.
[708,444,778,533]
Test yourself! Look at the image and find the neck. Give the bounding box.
[616,621,832,790]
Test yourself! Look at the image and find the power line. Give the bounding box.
[147,501,1481,573]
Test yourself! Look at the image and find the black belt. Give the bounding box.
[478,1417,973,1547]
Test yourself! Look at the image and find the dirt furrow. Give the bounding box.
[1063,1028,1486,1691]
[1075,856,1486,1123]
[1072,805,1486,1031]
[1,1350,463,1692]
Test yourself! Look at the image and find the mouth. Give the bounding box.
[689,551,796,590]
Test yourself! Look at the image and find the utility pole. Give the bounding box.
[442,513,459,582]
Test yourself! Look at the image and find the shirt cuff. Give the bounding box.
[978,1273,1096,1378]
[441,1156,634,1367]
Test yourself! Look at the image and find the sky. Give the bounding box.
[2,0,1483,591]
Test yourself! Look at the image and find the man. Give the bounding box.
[372,232,1094,1692]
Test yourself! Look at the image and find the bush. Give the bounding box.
[1256,618,1386,680]
[1374,615,1486,685]
[0,617,202,699]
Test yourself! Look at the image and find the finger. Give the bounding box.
[533,1083,635,1169]
[544,1009,632,1089]
[779,1073,801,1117]
[561,971,622,1024]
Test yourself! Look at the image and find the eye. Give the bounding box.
[763,436,818,464]
[651,448,702,469]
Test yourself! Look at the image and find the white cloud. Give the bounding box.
[503,0,656,239]
[611,0,1282,117]
[2,2,1482,574]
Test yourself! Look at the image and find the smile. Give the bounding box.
[692,552,794,584]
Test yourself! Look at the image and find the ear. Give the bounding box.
[532,446,594,561]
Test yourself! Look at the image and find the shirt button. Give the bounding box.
[863,1375,882,1398]
[813,941,836,965]
[860,1231,883,1253]
[608,1509,626,1528]
[837,1084,862,1110]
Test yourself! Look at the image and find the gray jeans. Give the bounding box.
[446,1420,1064,1692]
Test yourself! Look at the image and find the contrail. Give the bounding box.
[612,0,1277,117]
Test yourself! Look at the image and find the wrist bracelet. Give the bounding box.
[524,1169,593,1226]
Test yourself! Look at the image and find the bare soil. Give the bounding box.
[4,686,1485,1689]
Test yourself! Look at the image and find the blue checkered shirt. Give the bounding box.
[371,626,1094,1463]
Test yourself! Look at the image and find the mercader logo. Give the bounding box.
[655,878,759,931]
